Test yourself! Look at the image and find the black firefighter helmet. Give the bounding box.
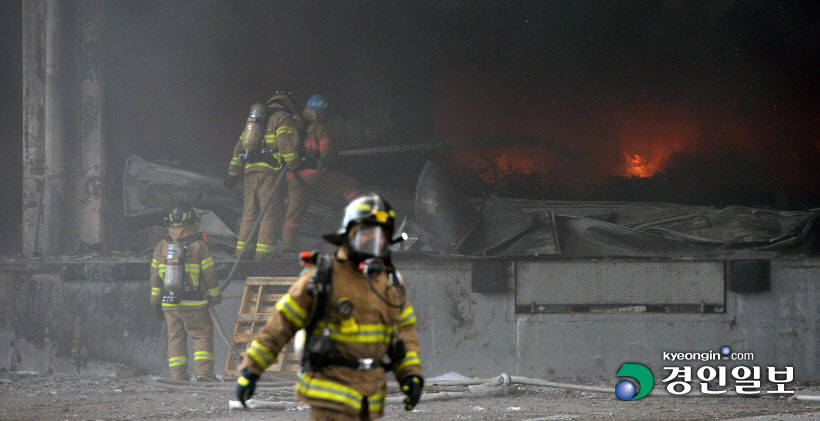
[322,193,396,248]
[165,203,198,227]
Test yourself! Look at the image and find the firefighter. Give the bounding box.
[235,193,424,420]
[223,90,302,261]
[281,94,361,252]
[149,204,222,382]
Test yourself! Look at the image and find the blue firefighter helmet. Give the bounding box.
[305,94,332,117]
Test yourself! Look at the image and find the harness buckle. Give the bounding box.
[358,358,374,370]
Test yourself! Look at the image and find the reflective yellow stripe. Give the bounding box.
[275,126,297,136]
[312,322,393,344]
[245,162,280,171]
[151,259,159,268]
[398,306,417,328]
[201,257,215,270]
[280,152,297,162]
[184,264,201,287]
[369,394,385,412]
[256,243,275,252]
[275,294,307,329]
[297,373,387,412]
[194,351,215,361]
[208,286,221,297]
[245,340,275,369]
[236,241,245,250]
[151,287,162,297]
[162,300,208,307]
[169,356,187,367]
[230,157,241,165]
[395,351,421,373]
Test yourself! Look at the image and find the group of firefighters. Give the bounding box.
[149,91,423,420]
[223,90,362,260]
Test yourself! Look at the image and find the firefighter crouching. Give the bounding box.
[223,90,302,260]
[235,193,424,420]
[281,94,362,252]
[150,204,222,382]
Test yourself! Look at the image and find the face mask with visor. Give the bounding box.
[349,224,389,259]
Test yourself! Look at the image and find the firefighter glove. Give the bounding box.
[223,175,238,190]
[154,303,164,321]
[401,375,423,410]
[235,368,259,408]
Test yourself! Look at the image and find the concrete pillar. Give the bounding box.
[22,0,106,256]
[41,0,72,255]
[75,0,105,247]
[22,0,47,257]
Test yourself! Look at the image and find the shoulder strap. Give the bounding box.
[304,254,334,336]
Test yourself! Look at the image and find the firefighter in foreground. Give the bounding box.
[235,194,423,419]
[224,90,302,260]
[150,204,222,382]
[281,94,361,253]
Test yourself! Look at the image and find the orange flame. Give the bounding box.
[618,107,702,178]
[623,154,656,178]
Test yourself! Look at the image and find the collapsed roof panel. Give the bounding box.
[123,155,243,216]
[414,161,482,250]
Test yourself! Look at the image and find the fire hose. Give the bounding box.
[225,371,766,409]
[218,163,291,295]
[209,164,291,364]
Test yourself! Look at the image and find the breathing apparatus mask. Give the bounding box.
[349,223,389,261]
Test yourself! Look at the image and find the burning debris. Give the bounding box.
[122,157,818,258]
[401,161,819,258]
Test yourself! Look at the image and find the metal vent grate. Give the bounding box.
[516,261,725,308]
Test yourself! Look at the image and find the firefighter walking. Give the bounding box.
[224,90,302,260]
[235,193,424,420]
[150,204,222,382]
[281,94,361,252]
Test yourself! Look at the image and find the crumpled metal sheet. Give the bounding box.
[554,208,820,258]
[123,155,243,216]
[626,206,820,248]
[458,194,535,255]
[413,161,535,255]
[395,216,460,254]
[197,209,238,246]
[414,161,481,250]
[554,215,721,257]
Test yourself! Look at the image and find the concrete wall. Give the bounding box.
[0,269,259,378]
[402,258,819,382]
[1,258,818,383]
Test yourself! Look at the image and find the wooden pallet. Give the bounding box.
[223,277,301,380]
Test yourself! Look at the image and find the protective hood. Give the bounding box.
[266,93,299,116]
[168,224,200,241]
[301,108,328,124]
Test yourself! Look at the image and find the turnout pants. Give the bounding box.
[237,171,287,256]
[282,170,361,250]
[311,406,371,421]
[164,309,215,381]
